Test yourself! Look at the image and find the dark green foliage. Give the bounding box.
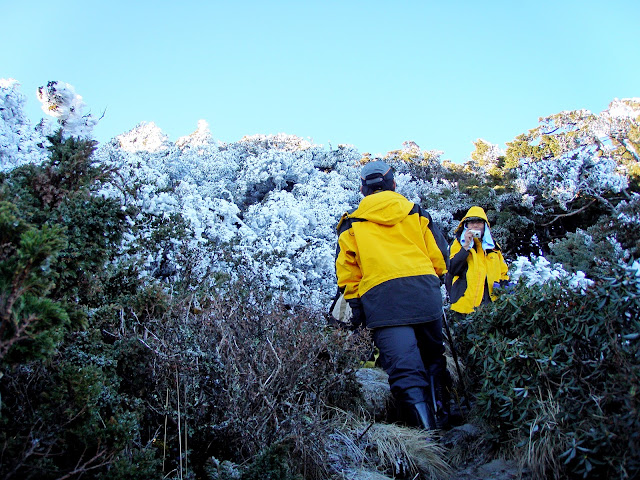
[0,131,154,478]
[240,443,303,480]
[548,229,621,278]
[492,208,537,257]
[34,130,106,209]
[0,130,126,311]
[0,329,161,479]
[0,201,70,362]
[455,264,640,478]
[51,194,126,306]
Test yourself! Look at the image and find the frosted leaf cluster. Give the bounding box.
[0,79,48,171]
[515,148,627,210]
[509,102,639,211]
[509,255,594,293]
[36,81,98,139]
[593,98,640,161]
[629,260,640,290]
[116,121,172,153]
[91,120,365,308]
[471,138,506,176]
[239,132,315,151]
[4,79,638,311]
[616,195,640,227]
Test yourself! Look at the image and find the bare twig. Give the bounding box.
[176,369,183,480]
[184,381,188,479]
[0,314,38,360]
[163,387,169,473]
[54,443,113,480]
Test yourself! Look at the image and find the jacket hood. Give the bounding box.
[352,190,413,226]
[456,206,490,232]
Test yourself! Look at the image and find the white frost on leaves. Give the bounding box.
[4,79,638,309]
[176,120,215,150]
[116,121,172,153]
[510,255,594,293]
[88,120,363,308]
[515,148,627,210]
[0,79,49,171]
[37,81,98,139]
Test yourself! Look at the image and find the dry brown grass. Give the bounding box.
[326,413,452,480]
[522,388,566,480]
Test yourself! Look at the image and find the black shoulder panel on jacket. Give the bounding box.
[337,216,367,236]
[408,203,420,216]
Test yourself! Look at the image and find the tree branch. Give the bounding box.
[541,199,597,227]
[0,314,38,360]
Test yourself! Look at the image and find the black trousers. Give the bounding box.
[372,318,446,405]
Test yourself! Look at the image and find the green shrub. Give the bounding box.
[0,201,71,363]
[548,229,621,278]
[0,333,154,479]
[0,131,153,478]
[0,130,126,312]
[239,443,302,480]
[455,263,640,478]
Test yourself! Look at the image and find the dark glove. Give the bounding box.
[493,280,516,294]
[347,298,365,331]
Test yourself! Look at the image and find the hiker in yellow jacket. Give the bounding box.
[335,161,451,430]
[448,206,509,315]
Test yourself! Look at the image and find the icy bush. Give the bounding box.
[514,149,627,210]
[36,81,99,140]
[0,79,48,171]
[509,255,594,292]
[91,121,365,308]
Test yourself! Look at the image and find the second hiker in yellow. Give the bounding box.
[448,206,509,315]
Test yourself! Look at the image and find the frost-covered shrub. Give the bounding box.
[514,150,627,210]
[548,228,625,278]
[36,81,99,140]
[0,79,49,171]
[509,255,593,292]
[93,124,366,306]
[456,261,640,479]
[591,193,640,259]
[0,343,161,479]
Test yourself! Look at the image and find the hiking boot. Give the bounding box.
[412,401,437,430]
[428,360,452,430]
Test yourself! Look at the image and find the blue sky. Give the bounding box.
[2,1,638,163]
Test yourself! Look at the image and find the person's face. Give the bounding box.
[466,219,485,234]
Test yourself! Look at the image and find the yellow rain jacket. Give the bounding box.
[335,190,449,328]
[448,206,509,314]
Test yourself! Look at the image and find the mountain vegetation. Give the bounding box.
[0,79,638,479]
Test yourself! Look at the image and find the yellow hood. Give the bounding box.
[351,190,413,226]
[456,206,489,232]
